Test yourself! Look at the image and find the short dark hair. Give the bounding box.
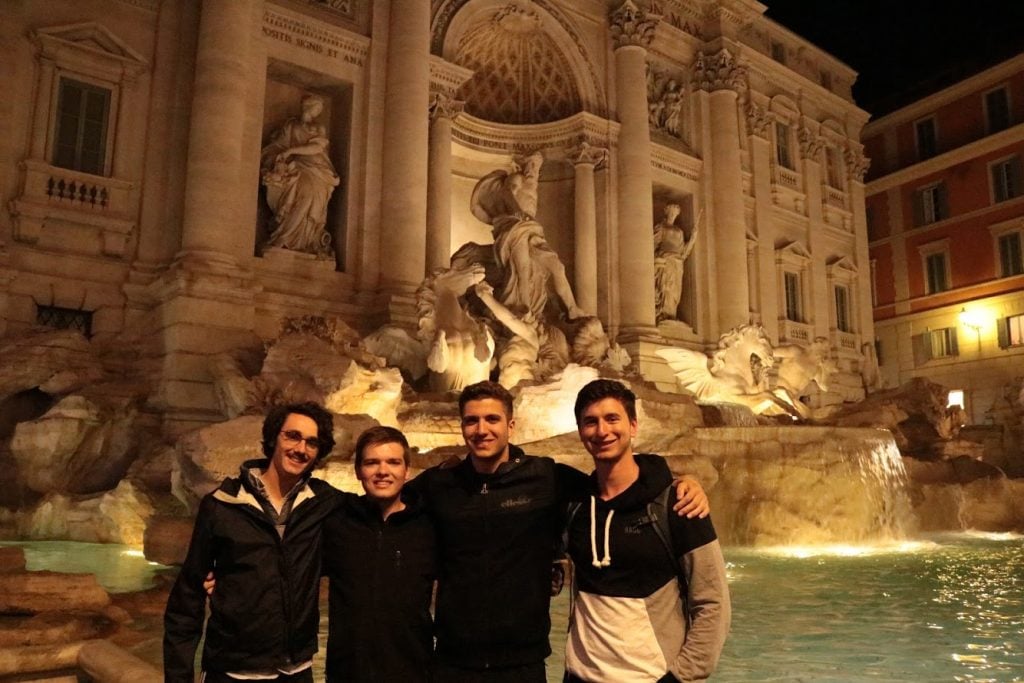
[261,402,336,460]
[574,379,637,425]
[354,426,410,467]
[458,380,514,418]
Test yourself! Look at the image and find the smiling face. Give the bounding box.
[577,397,637,464]
[270,413,320,481]
[460,398,514,467]
[357,441,408,503]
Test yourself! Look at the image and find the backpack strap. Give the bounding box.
[646,484,691,624]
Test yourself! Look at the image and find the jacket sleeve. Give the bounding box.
[163,495,217,683]
[669,538,731,682]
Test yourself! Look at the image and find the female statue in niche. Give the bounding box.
[653,203,700,323]
[260,94,340,257]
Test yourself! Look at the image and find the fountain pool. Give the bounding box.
[4,534,1021,681]
[0,540,170,593]
[549,531,1024,681]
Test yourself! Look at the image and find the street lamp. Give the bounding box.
[959,307,983,352]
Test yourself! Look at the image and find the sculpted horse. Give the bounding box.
[657,324,802,418]
[771,338,838,418]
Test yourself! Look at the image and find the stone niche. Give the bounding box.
[258,60,353,270]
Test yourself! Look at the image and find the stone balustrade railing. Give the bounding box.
[779,318,811,343]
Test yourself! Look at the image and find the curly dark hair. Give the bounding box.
[354,426,410,467]
[574,379,637,425]
[458,380,514,418]
[261,402,336,460]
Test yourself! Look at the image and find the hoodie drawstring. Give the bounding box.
[589,496,614,568]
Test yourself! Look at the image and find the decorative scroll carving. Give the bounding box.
[797,126,824,160]
[744,101,771,138]
[691,48,746,93]
[567,141,608,168]
[610,0,659,50]
[429,92,465,122]
[844,147,870,181]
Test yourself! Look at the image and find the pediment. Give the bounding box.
[827,255,858,274]
[32,22,147,69]
[775,240,811,259]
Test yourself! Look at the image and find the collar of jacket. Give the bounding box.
[213,458,317,512]
[456,443,530,481]
[351,487,424,524]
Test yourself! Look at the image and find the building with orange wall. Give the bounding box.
[864,53,1024,423]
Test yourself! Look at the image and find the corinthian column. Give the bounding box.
[179,0,256,262]
[610,0,658,335]
[569,142,606,315]
[426,92,463,272]
[693,48,749,333]
[380,0,431,294]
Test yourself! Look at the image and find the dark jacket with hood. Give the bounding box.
[565,454,730,683]
[413,444,589,670]
[322,489,437,682]
[163,460,339,682]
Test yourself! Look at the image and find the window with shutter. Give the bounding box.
[991,156,1023,203]
[998,232,1023,277]
[985,88,1011,134]
[915,118,937,160]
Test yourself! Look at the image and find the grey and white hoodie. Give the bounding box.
[565,454,730,682]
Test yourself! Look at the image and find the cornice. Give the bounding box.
[429,54,473,96]
[864,120,1024,194]
[451,111,619,154]
[864,53,1024,134]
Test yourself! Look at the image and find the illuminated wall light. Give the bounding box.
[958,307,985,332]
[947,389,965,409]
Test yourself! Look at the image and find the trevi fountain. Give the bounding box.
[0,0,1021,680]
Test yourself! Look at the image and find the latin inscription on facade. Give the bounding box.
[262,10,368,67]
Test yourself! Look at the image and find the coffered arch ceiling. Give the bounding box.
[434,0,605,125]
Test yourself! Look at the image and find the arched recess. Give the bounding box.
[432,0,606,121]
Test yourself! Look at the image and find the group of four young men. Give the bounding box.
[164,379,730,682]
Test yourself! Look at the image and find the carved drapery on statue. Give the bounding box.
[366,152,629,392]
[653,204,699,323]
[469,151,586,321]
[259,95,340,257]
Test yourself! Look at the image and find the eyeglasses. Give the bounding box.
[279,429,323,454]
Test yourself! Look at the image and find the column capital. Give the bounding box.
[429,91,465,122]
[610,0,659,51]
[691,48,746,93]
[744,101,770,139]
[798,126,824,160]
[844,147,870,182]
[568,141,608,168]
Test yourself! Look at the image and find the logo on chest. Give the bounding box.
[500,495,532,509]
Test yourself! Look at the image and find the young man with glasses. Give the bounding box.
[164,402,338,683]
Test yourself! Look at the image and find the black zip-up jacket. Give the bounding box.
[322,490,437,682]
[414,445,589,669]
[163,464,339,682]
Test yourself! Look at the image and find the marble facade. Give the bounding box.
[0,0,874,432]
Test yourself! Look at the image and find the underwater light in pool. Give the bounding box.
[765,541,934,558]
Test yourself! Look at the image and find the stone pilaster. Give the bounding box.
[610,0,658,338]
[426,92,463,272]
[746,102,778,339]
[801,124,829,339]
[693,47,749,335]
[379,0,431,301]
[155,0,261,433]
[569,141,606,316]
[846,145,875,340]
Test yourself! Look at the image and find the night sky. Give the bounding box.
[762,0,1024,118]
